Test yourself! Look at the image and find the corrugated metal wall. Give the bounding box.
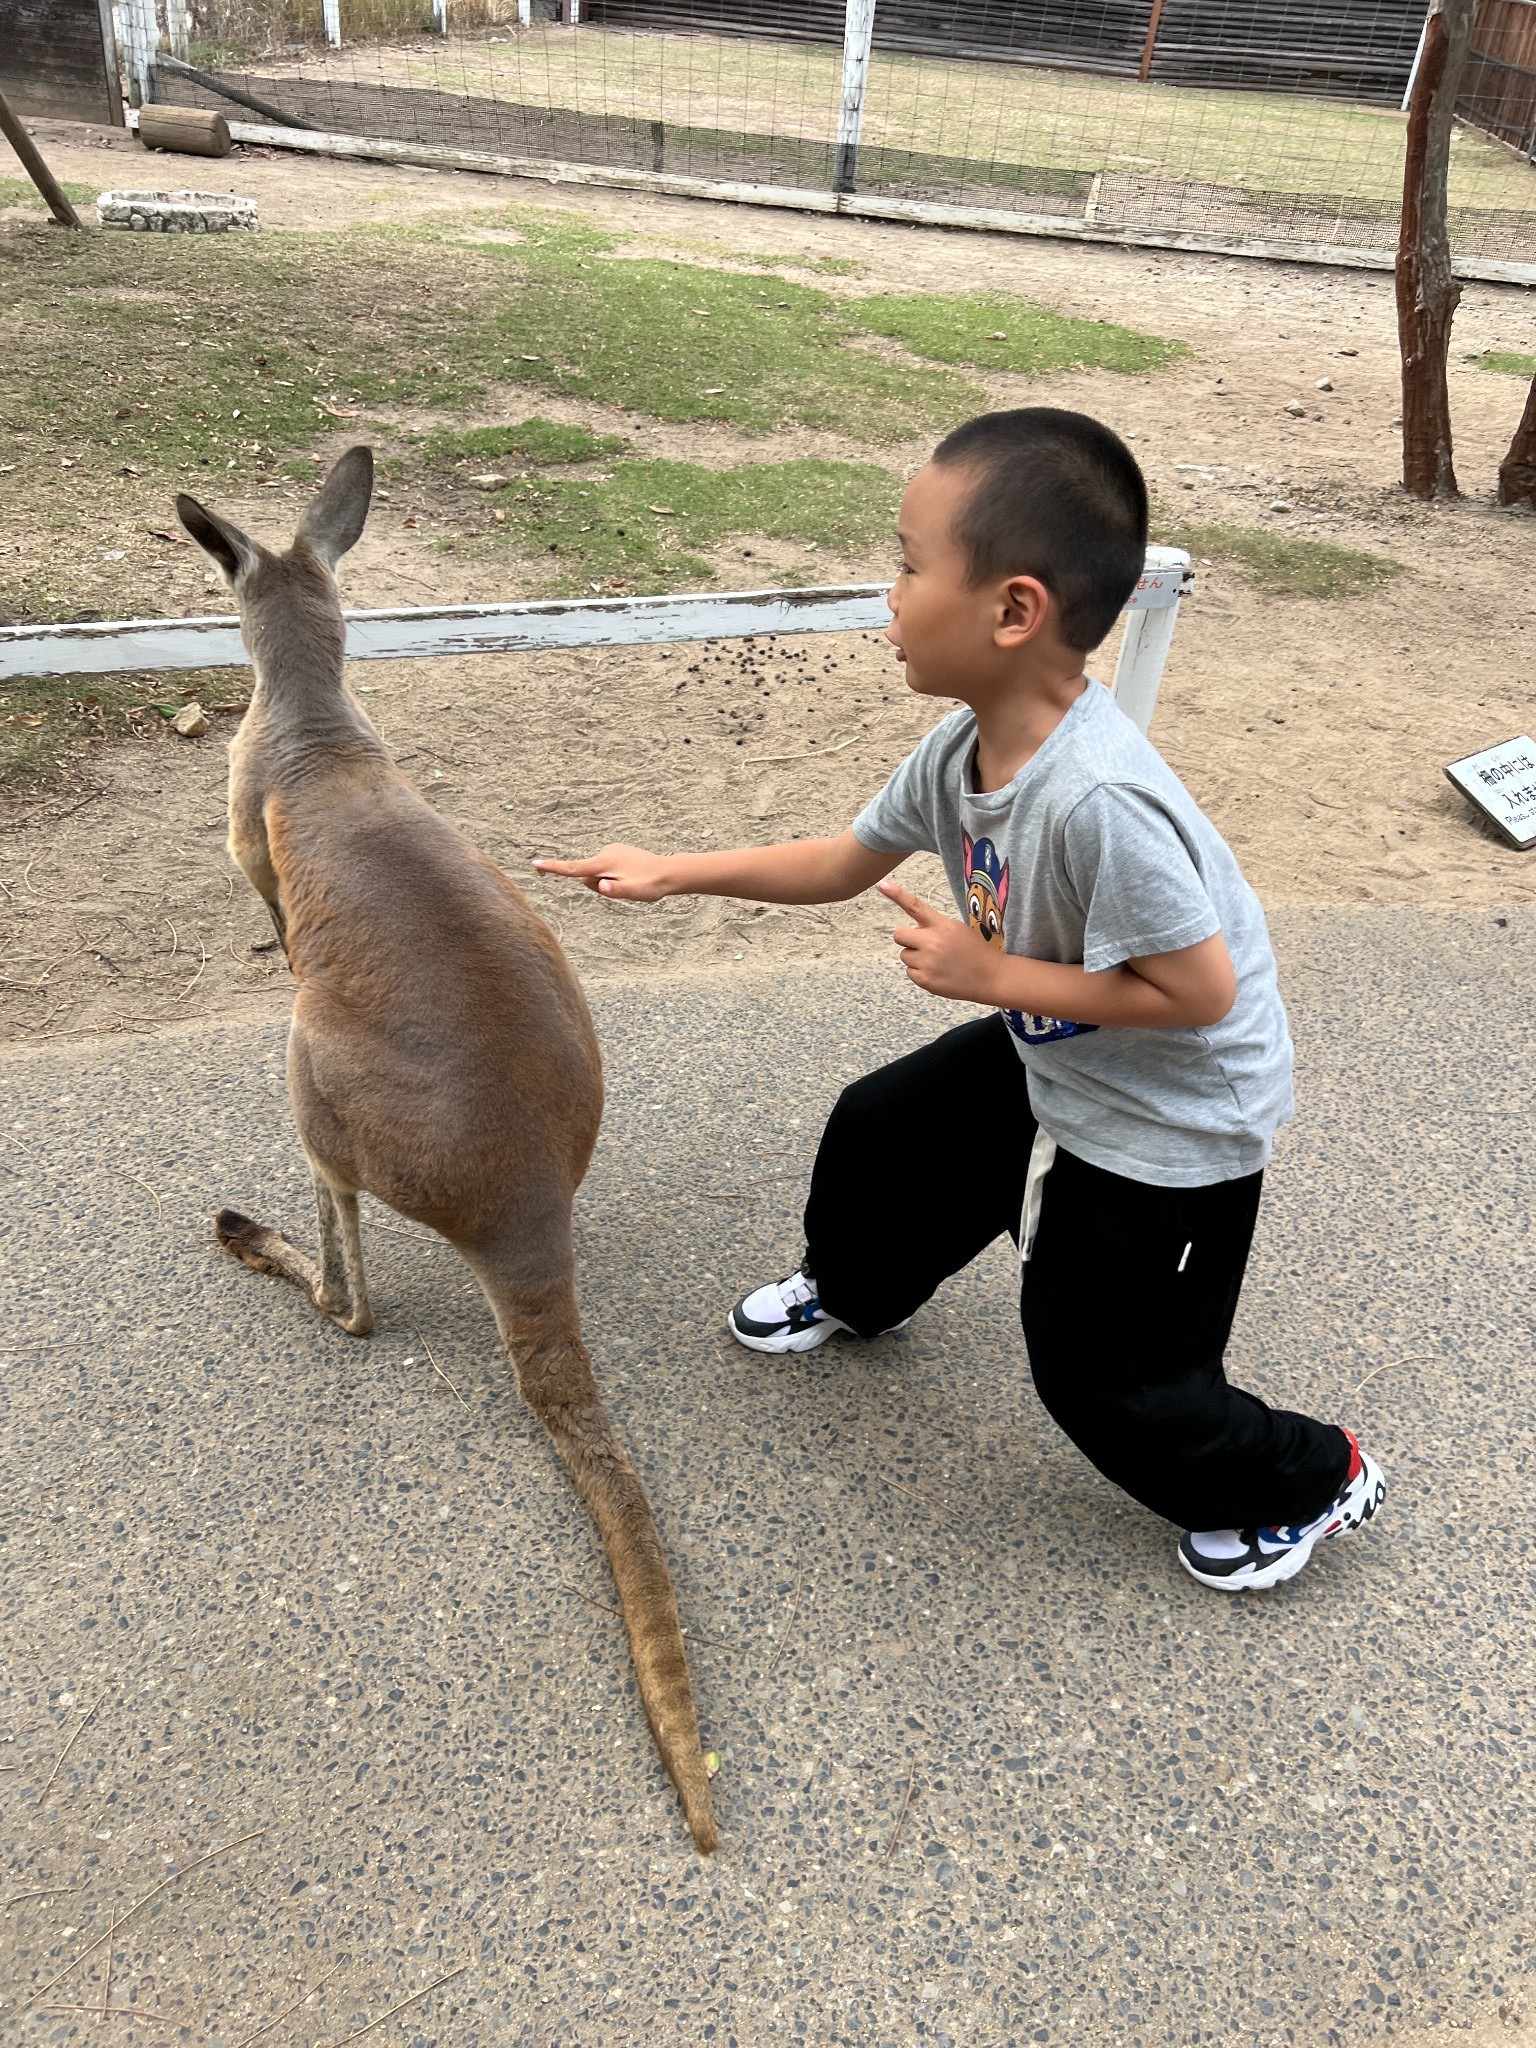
[585,0,1429,104]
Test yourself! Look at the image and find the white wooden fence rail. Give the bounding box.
[0,551,1191,735]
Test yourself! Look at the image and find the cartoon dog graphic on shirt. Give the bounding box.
[963,830,1009,946]
[961,830,1097,1047]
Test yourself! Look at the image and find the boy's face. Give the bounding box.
[885,460,1064,699]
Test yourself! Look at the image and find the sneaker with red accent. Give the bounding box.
[1177,1430,1387,1592]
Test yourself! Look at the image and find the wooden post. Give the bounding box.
[834,0,877,196]
[1138,0,1167,82]
[0,83,82,227]
[1497,374,1536,508]
[1396,0,1475,501]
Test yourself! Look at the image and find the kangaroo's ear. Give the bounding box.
[176,494,262,585]
[297,444,374,569]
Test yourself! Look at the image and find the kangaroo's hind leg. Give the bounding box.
[216,1163,373,1337]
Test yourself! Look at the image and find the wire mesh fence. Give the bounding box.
[126,0,1536,270]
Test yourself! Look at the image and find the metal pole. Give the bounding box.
[834,0,876,196]
[0,84,82,227]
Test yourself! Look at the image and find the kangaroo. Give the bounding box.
[176,446,716,1854]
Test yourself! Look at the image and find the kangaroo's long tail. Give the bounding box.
[483,1269,716,1853]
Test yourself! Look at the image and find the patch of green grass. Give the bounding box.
[0,177,96,210]
[0,668,244,785]
[424,418,627,466]
[1168,522,1401,600]
[0,224,526,486]
[487,233,983,438]
[492,455,898,594]
[846,292,1188,376]
[734,251,868,276]
[1469,350,1536,378]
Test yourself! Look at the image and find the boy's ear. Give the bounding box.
[996,573,1052,649]
[176,494,262,586]
[296,444,374,569]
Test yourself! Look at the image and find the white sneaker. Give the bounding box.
[727,1270,852,1354]
[1178,1431,1387,1592]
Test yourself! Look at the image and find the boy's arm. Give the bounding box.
[879,880,1236,1029]
[533,829,904,905]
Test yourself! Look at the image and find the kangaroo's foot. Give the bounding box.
[214,1207,373,1336]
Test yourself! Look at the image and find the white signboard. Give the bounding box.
[1445,736,1536,851]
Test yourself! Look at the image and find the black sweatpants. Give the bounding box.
[802,1014,1349,1532]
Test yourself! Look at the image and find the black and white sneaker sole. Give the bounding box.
[1179,1453,1387,1594]
[726,1308,846,1355]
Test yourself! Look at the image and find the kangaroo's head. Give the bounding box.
[176,445,374,679]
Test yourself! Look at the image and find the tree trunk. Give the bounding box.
[1396,0,1475,500]
[1497,375,1536,509]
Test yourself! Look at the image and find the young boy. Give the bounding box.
[536,408,1386,1592]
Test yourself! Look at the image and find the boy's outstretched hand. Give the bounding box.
[878,877,1004,1004]
[532,845,671,900]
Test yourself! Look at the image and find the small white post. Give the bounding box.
[834,0,876,195]
[323,0,342,46]
[433,0,447,29]
[1109,550,1190,735]
[162,0,189,61]
[517,0,531,22]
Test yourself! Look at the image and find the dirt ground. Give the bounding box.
[2,120,1535,1052]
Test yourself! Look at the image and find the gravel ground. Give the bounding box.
[3,907,1535,2045]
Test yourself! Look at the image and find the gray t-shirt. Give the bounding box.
[852,681,1294,1188]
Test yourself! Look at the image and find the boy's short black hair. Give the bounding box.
[932,408,1148,652]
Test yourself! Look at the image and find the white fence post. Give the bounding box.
[113,0,158,107]
[323,0,342,47]
[162,0,189,62]
[834,0,876,195]
[432,0,447,29]
[517,0,531,22]
[1109,550,1190,735]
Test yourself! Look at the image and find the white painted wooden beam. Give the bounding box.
[0,556,1191,734]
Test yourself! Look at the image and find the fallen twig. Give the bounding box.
[744,735,858,765]
[3,1885,79,1908]
[367,1220,440,1245]
[231,1959,347,2048]
[37,1693,106,1807]
[883,1763,917,1864]
[37,2003,169,2026]
[764,1560,806,1682]
[176,942,210,1003]
[23,1828,267,2012]
[1354,1352,1439,1395]
[412,1326,470,1413]
[107,1166,164,1222]
[559,1580,621,1621]
[322,1961,467,2045]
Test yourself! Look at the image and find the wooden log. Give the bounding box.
[138,103,233,156]
[1497,373,1536,509]
[0,81,81,227]
[1396,1,1475,502]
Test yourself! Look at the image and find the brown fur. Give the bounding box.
[178,448,716,1853]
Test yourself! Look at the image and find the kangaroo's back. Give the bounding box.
[177,449,717,1853]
